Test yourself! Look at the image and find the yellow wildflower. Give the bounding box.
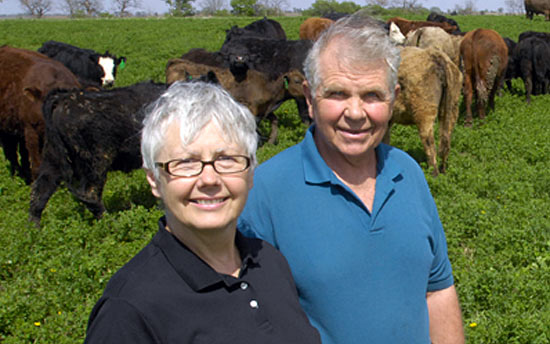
[34,322,41,327]
[469,322,477,328]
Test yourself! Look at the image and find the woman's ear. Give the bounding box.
[145,169,162,198]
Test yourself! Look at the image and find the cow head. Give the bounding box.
[97,51,127,87]
[389,22,405,45]
[224,26,246,43]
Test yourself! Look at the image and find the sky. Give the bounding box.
[0,0,508,16]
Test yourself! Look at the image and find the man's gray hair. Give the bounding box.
[303,10,402,99]
[141,81,258,179]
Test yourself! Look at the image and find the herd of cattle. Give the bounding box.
[1,13,549,226]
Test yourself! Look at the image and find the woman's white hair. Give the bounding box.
[141,81,258,179]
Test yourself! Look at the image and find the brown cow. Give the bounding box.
[386,46,463,176]
[166,58,305,144]
[387,17,458,36]
[0,46,81,183]
[299,17,334,41]
[460,29,508,126]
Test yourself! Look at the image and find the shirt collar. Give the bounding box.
[301,125,403,185]
[153,217,260,292]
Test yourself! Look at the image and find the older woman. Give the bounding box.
[84,81,321,343]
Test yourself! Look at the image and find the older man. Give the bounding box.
[239,11,465,344]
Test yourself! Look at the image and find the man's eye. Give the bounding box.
[326,91,347,99]
[364,92,384,102]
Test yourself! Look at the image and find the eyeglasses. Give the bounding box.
[155,155,251,177]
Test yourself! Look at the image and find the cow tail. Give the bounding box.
[41,89,63,123]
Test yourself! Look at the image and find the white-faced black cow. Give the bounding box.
[38,40,126,88]
[29,81,167,226]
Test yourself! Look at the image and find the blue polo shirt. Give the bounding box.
[239,126,454,344]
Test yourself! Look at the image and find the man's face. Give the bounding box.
[304,40,398,166]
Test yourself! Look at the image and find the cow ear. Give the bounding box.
[118,57,127,70]
[23,86,43,102]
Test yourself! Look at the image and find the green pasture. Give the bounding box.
[0,15,549,343]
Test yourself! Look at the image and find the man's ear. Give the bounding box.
[145,169,162,198]
[302,81,314,121]
[393,83,401,102]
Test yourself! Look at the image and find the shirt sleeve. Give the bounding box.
[426,199,455,292]
[238,177,278,247]
[84,297,160,344]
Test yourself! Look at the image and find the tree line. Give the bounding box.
[10,0,526,20]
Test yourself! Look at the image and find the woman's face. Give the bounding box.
[146,121,253,235]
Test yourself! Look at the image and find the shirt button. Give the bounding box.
[240,282,248,290]
[249,300,259,309]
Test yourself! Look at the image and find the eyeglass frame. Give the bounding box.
[155,155,251,177]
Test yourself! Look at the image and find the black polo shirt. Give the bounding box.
[84,218,321,344]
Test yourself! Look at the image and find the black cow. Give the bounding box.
[220,37,312,80]
[514,36,550,103]
[224,17,286,44]
[220,37,312,124]
[322,11,349,21]
[426,12,461,34]
[502,37,519,92]
[29,81,167,226]
[518,30,550,42]
[38,40,126,88]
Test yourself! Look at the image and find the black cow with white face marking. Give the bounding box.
[38,40,126,88]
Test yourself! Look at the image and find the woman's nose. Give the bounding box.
[196,164,221,186]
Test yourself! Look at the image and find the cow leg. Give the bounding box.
[463,74,474,127]
[18,139,32,183]
[68,177,107,219]
[418,121,438,176]
[524,73,533,104]
[267,113,279,145]
[29,160,62,226]
[0,134,30,183]
[23,125,43,181]
[487,77,502,113]
[521,59,534,104]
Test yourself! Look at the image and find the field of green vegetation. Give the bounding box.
[0,14,549,343]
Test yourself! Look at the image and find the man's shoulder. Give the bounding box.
[378,143,425,176]
[254,143,303,181]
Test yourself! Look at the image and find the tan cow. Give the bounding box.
[386,46,463,176]
[405,26,463,67]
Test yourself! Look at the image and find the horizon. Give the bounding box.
[0,0,512,16]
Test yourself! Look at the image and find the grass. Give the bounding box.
[1,14,549,343]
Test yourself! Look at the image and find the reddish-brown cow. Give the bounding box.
[387,17,458,36]
[299,17,334,41]
[460,29,508,126]
[0,46,81,183]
